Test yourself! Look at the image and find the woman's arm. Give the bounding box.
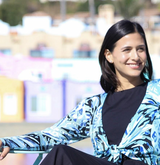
[0,140,10,160]
[0,97,93,152]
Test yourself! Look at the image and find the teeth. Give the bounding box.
[129,64,139,66]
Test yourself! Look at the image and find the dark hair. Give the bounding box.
[99,19,153,92]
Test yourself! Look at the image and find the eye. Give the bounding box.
[123,48,131,53]
[137,47,145,52]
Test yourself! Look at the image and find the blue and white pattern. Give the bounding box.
[1,79,160,165]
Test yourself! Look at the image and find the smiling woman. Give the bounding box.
[1,20,160,165]
[104,33,147,91]
[99,20,152,93]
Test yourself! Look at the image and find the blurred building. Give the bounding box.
[0,3,160,123]
[0,4,160,58]
[22,11,53,33]
[151,0,160,3]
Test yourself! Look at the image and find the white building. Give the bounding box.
[22,11,52,33]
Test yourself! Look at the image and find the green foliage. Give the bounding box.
[158,3,160,11]
[0,0,113,25]
[0,0,145,25]
[0,0,41,26]
[0,1,25,25]
[111,0,144,19]
[77,0,111,14]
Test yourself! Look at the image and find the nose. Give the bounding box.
[130,49,140,61]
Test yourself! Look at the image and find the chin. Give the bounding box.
[125,73,142,80]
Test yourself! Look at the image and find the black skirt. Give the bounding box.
[40,145,148,165]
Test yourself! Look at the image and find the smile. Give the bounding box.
[127,63,142,69]
[128,63,140,66]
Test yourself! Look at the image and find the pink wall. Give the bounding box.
[0,55,53,81]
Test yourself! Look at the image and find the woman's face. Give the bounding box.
[105,32,147,83]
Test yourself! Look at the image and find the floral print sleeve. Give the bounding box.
[2,79,160,165]
[0,96,94,151]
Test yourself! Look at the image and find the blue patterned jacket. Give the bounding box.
[1,79,160,165]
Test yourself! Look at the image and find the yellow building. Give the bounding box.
[0,4,160,58]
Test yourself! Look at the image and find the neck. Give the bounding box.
[116,78,144,92]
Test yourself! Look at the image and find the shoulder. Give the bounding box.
[85,93,107,103]
[148,79,160,87]
[80,93,107,109]
[147,79,160,94]
[149,79,160,84]
[67,93,107,119]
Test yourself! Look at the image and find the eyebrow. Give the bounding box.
[121,44,145,50]
[137,45,146,48]
[121,46,131,50]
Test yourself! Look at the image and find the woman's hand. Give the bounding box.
[0,140,10,160]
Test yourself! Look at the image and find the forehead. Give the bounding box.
[115,33,145,47]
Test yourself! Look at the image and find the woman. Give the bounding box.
[0,19,158,165]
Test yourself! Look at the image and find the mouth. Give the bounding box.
[127,63,141,66]
[127,62,142,69]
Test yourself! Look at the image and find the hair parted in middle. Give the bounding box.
[99,19,153,93]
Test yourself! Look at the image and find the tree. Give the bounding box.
[0,0,41,26]
[77,0,111,14]
[0,0,26,25]
[111,0,144,19]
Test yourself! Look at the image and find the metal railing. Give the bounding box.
[9,149,51,165]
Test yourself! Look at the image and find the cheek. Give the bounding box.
[118,54,128,63]
[142,53,147,62]
[112,52,127,63]
[121,54,127,60]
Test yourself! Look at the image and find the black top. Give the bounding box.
[102,82,148,145]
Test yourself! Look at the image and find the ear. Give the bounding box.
[104,49,113,63]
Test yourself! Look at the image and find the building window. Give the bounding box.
[0,49,12,56]
[30,43,54,58]
[73,43,97,58]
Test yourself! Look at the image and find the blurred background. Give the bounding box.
[0,0,160,164]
